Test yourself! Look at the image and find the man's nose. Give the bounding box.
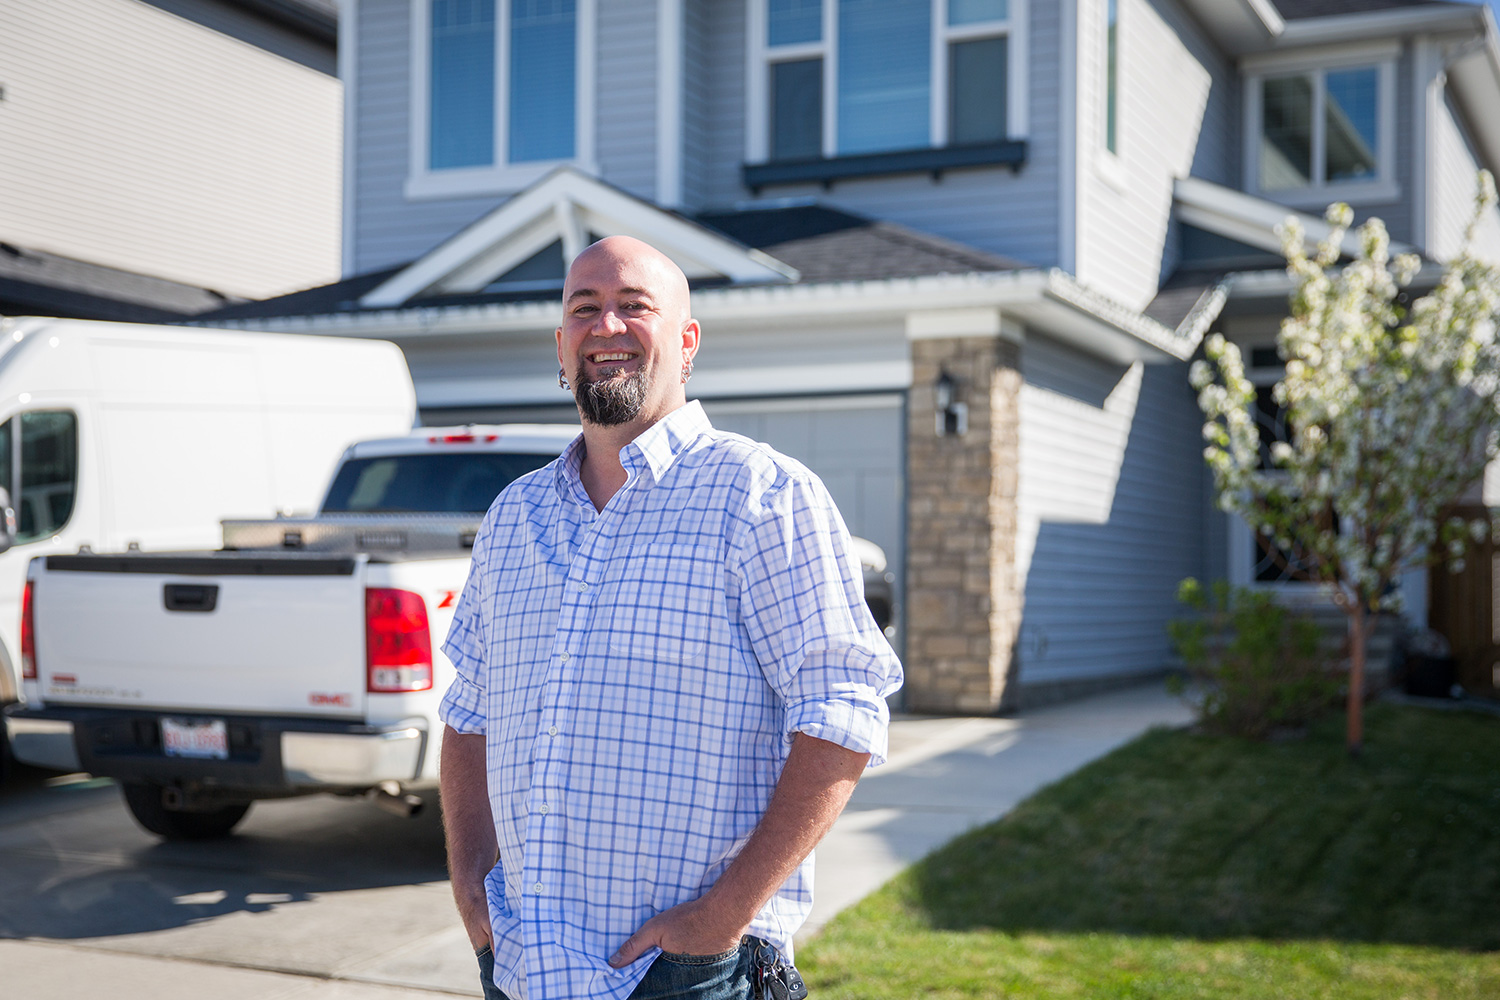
[598,309,628,335]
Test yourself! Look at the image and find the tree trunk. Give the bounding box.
[1347,603,1366,756]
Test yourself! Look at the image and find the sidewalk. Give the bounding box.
[2,681,1192,998]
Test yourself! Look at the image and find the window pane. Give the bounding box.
[1260,74,1312,190]
[18,411,77,543]
[1105,0,1117,153]
[510,0,575,162]
[0,419,11,501]
[949,36,1006,146]
[772,58,824,160]
[430,0,496,170]
[949,0,1007,25]
[770,0,822,45]
[838,0,930,155]
[1325,66,1378,182]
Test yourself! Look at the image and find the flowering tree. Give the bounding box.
[1191,172,1500,754]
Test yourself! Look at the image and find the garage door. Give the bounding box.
[700,394,905,634]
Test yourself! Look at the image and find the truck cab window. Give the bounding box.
[18,411,78,542]
[0,418,12,502]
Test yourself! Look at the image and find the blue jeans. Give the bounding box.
[475,941,754,1000]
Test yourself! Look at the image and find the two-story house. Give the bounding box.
[0,0,343,317]
[199,0,1500,711]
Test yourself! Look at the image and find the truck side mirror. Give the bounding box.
[0,487,17,554]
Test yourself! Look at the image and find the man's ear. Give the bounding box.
[681,318,701,360]
[555,326,565,369]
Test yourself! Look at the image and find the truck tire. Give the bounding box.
[121,782,251,840]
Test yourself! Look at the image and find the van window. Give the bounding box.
[0,418,11,502]
[17,411,78,543]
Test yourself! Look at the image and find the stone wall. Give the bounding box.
[904,335,1022,713]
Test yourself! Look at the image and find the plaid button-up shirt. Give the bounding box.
[439,400,902,1000]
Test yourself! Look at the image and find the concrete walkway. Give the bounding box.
[2,681,1192,998]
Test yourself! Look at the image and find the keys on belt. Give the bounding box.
[749,937,807,1000]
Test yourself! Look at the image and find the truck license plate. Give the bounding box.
[161,717,229,760]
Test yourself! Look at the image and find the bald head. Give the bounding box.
[564,236,692,324]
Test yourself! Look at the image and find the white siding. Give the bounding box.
[1016,334,1205,684]
[1074,0,1236,309]
[0,0,341,298]
[1430,88,1500,263]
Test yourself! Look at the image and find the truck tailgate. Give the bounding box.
[34,553,368,719]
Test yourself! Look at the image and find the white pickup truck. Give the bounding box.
[6,425,898,840]
[4,424,578,838]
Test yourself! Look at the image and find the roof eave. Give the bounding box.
[203,269,1195,365]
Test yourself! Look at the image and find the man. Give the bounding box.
[439,236,902,1000]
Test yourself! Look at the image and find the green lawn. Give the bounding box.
[799,702,1500,999]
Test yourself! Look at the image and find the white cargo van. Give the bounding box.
[0,317,417,760]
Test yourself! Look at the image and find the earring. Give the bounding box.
[558,367,571,391]
[681,359,694,383]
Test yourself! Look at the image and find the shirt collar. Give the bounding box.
[624,400,712,484]
[551,400,712,499]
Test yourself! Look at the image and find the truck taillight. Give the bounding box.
[365,588,432,693]
[20,579,35,680]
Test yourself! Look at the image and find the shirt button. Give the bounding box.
[539,803,550,814]
[533,882,544,894]
[576,582,588,592]
[547,726,558,737]
[560,651,570,662]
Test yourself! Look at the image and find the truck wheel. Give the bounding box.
[121,783,251,840]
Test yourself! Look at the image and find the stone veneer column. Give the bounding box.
[905,334,1022,714]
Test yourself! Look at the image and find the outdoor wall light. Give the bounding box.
[935,369,968,437]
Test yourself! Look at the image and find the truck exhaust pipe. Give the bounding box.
[370,781,424,818]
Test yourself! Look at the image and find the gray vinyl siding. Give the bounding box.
[1016,334,1205,685]
[688,1,1062,269]
[690,0,749,215]
[596,0,659,201]
[1076,0,1236,310]
[680,0,719,210]
[352,0,662,273]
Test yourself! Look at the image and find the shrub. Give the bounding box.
[1168,577,1343,739]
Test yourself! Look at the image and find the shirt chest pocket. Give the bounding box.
[604,543,722,664]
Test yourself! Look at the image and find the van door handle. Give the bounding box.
[163,584,219,612]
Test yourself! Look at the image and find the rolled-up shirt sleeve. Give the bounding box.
[439,528,490,735]
[730,471,903,767]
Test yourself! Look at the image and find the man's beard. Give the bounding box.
[573,365,649,426]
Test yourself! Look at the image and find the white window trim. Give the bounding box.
[1242,43,1399,209]
[406,0,597,201]
[745,0,1028,164]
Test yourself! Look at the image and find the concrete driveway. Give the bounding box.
[1,681,1191,998]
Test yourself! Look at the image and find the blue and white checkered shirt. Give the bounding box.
[439,400,902,1000]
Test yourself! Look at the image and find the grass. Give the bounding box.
[798,702,1500,999]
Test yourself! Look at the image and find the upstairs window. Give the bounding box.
[753,0,1025,164]
[1245,50,1394,204]
[410,0,594,198]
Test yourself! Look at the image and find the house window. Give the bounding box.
[1246,53,1394,202]
[754,0,1023,163]
[1104,0,1118,154]
[410,0,594,198]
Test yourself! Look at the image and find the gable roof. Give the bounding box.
[358,167,799,308]
[198,203,1030,322]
